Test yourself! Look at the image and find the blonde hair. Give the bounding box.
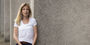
[15,3,32,25]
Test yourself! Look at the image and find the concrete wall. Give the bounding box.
[0,0,1,33]
[0,0,10,45]
[35,0,90,45]
[1,0,90,45]
[4,0,10,42]
[0,0,4,37]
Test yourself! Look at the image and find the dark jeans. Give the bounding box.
[16,42,32,45]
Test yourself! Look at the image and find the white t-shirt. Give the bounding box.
[14,17,37,44]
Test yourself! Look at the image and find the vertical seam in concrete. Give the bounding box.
[30,0,34,17]
[4,0,5,41]
[33,0,34,17]
[10,0,11,45]
[0,0,1,34]
[32,0,34,17]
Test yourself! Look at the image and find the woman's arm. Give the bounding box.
[32,25,38,45]
[13,27,22,45]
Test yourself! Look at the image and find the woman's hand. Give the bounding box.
[32,43,34,45]
[19,43,22,45]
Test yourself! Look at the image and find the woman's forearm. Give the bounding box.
[33,26,38,45]
[13,27,22,45]
[13,35,21,45]
[13,34,22,45]
[32,33,37,45]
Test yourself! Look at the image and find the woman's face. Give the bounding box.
[22,5,29,17]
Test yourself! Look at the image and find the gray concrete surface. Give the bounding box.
[0,0,1,33]
[0,0,4,37]
[0,0,10,45]
[1,0,90,45]
[0,35,10,45]
[4,0,10,42]
[34,0,90,45]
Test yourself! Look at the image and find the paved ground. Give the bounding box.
[0,35,10,45]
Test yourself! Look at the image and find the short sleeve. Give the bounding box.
[14,21,18,27]
[32,18,37,26]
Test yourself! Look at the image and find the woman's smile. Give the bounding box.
[22,6,29,17]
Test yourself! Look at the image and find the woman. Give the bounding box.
[13,3,37,45]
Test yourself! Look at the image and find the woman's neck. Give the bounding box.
[23,16,29,20]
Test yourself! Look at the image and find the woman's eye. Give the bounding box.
[26,9,29,10]
[22,8,25,10]
[22,9,29,10]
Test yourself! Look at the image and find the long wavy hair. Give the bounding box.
[15,3,32,26]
